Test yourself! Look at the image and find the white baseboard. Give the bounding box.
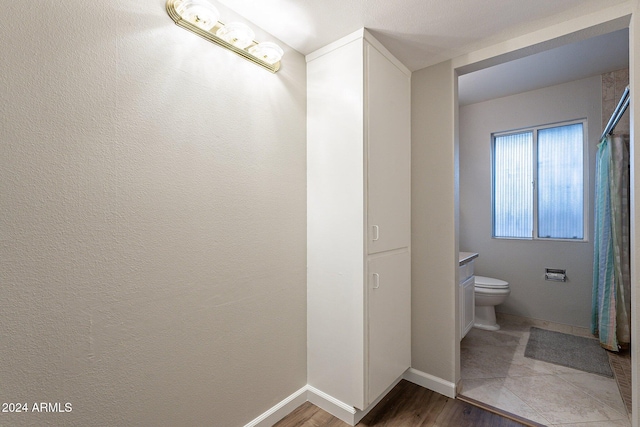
[403,367,457,398]
[243,386,308,427]
[243,384,358,427]
[306,385,358,425]
[244,369,456,427]
[305,376,406,426]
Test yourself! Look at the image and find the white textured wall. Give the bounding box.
[629,3,639,424]
[459,76,601,328]
[411,60,459,384]
[0,1,307,426]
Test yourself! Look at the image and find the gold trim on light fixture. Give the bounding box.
[166,0,282,73]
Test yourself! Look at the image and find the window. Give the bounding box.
[492,121,586,240]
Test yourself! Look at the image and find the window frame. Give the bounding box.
[491,118,589,242]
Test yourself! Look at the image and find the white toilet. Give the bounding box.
[474,275,510,331]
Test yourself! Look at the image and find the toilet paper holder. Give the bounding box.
[545,268,566,282]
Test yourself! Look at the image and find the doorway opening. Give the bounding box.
[456,27,632,425]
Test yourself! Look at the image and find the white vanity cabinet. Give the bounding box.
[460,276,475,339]
[307,29,411,412]
[459,253,477,339]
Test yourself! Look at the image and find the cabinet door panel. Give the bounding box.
[368,251,411,405]
[460,276,475,339]
[366,44,411,254]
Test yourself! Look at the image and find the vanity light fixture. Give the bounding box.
[166,0,284,73]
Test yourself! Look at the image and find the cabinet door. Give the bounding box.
[367,250,411,405]
[460,276,475,339]
[366,43,411,255]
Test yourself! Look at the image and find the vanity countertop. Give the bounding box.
[459,252,479,266]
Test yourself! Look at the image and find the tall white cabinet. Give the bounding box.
[307,29,411,416]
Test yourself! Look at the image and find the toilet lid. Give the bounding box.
[474,275,509,289]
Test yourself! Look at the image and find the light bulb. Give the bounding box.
[216,22,255,49]
[248,42,284,65]
[175,0,220,31]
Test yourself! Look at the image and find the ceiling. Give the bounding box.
[216,0,630,104]
[216,0,628,71]
[459,28,629,105]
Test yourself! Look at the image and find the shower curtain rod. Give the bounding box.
[601,85,630,141]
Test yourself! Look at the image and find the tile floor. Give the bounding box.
[460,314,630,427]
[609,348,633,414]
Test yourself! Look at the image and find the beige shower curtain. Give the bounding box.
[609,135,631,347]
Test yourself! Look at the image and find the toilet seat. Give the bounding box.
[475,275,509,289]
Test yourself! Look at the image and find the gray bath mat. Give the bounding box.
[524,327,613,377]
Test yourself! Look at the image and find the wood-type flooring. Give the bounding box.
[275,380,538,427]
